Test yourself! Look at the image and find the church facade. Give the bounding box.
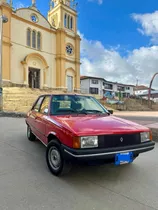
[0,0,81,92]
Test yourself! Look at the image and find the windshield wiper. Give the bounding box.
[72,110,107,115]
[77,110,88,115]
[85,110,103,113]
[85,110,110,115]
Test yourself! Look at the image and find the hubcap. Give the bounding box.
[48,147,61,170]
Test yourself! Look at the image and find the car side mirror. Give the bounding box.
[44,108,48,114]
[108,110,113,114]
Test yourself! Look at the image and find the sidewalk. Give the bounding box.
[114,111,158,117]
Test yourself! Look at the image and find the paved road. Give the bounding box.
[114,115,158,125]
[0,117,158,210]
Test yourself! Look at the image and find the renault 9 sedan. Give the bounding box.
[25,94,155,176]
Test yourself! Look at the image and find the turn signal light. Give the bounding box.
[73,137,80,149]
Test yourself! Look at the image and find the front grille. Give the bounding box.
[98,133,141,148]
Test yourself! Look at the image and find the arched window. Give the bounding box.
[27,28,31,47]
[67,15,70,29]
[32,30,36,48]
[70,17,73,30]
[64,14,67,27]
[37,32,41,50]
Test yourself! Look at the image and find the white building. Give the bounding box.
[80,76,134,98]
[80,76,104,96]
[134,85,154,96]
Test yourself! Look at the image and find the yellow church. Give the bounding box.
[0,0,81,93]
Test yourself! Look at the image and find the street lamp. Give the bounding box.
[0,14,8,111]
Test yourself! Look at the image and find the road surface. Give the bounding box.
[114,112,158,126]
[0,117,158,210]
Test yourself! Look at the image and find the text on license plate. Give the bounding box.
[115,152,133,165]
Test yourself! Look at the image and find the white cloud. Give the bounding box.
[88,0,103,5]
[14,1,27,9]
[79,32,158,89]
[132,11,158,44]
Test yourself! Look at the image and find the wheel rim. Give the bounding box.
[48,147,61,171]
[27,126,31,138]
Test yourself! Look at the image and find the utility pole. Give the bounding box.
[0,14,8,111]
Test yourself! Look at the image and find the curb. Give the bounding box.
[0,111,26,118]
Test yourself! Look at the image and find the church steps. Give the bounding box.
[3,87,66,113]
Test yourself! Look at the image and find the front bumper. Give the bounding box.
[61,141,155,163]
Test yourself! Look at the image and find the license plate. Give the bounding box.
[115,152,133,165]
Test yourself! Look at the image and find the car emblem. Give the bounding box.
[120,137,123,142]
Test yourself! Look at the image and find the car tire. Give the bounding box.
[27,125,36,141]
[46,140,72,176]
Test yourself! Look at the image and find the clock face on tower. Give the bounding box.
[66,44,73,55]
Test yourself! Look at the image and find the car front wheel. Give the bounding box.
[46,140,72,176]
[27,125,36,141]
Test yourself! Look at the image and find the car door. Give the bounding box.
[28,96,45,137]
[35,96,51,144]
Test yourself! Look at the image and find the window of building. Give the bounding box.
[117,86,125,91]
[70,17,73,29]
[32,30,36,48]
[67,75,73,92]
[64,13,73,30]
[92,79,98,84]
[27,29,42,50]
[64,14,67,27]
[104,83,113,90]
[90,88,99,94]
[67,15,70,29]
[37,32,41,50]
[27,28,31,47]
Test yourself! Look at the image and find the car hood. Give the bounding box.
[51,115,149,136]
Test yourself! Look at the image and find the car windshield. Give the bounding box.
[50,95,109,115]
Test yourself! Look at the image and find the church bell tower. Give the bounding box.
[48,0,78,32]
[48,0,81,92]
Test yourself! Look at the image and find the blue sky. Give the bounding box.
[13,0,158,88]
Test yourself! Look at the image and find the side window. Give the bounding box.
[27,28,31,47]
[40,96,50,114]
[33,97,44,112]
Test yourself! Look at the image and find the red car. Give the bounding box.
[25,94,155,176]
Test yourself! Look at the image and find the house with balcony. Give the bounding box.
[80,76,134,98]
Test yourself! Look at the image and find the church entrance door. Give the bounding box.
[28,68,40,89]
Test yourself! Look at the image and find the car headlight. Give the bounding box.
[140,132,151,143]
[81,136,98,148]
